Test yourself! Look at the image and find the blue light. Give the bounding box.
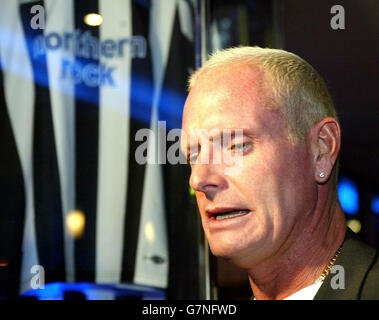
[372,195,379,215]
[338,177,359,215]
[21,282,166,300]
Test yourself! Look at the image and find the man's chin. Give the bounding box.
[208,241,245,260]
[208,239,262,269]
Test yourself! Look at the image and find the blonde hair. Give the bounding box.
[188,46,340,182]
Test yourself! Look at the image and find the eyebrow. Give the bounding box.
[183,128,254,156]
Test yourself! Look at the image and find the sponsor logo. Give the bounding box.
[31,29,147,87]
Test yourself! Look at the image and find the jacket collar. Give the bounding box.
[314,227,377,300]
[249,228,377,300]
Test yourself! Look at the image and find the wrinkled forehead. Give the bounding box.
[190,63,266,100]
[180,65,283,152]
[182,64,274,128]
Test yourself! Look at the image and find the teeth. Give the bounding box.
[215,210,249,220]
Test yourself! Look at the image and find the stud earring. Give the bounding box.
[319,172,326,178]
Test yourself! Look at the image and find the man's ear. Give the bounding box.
[309,117,341,183]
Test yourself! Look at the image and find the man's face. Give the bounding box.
[181,64,317,268]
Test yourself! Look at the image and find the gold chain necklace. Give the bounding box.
[315,246,342,283]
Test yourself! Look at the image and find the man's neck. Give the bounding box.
[247,198,346,300]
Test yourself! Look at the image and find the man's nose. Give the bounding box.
[189,162,226,196]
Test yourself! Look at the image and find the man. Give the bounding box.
[180,46,379,300]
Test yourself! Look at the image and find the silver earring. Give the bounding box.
[319,172,326,178]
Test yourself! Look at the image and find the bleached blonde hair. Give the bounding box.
[188,46,340,182]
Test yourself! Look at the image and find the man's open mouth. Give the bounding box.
[213,210,250,221]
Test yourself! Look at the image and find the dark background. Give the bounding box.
[209,0,379,299]
[282,0,379,247]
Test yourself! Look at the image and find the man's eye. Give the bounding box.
[230,143,248,152]
[233,143,245,151]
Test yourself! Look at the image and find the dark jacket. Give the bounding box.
[315,227,379,300]
[250,227,379,300]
